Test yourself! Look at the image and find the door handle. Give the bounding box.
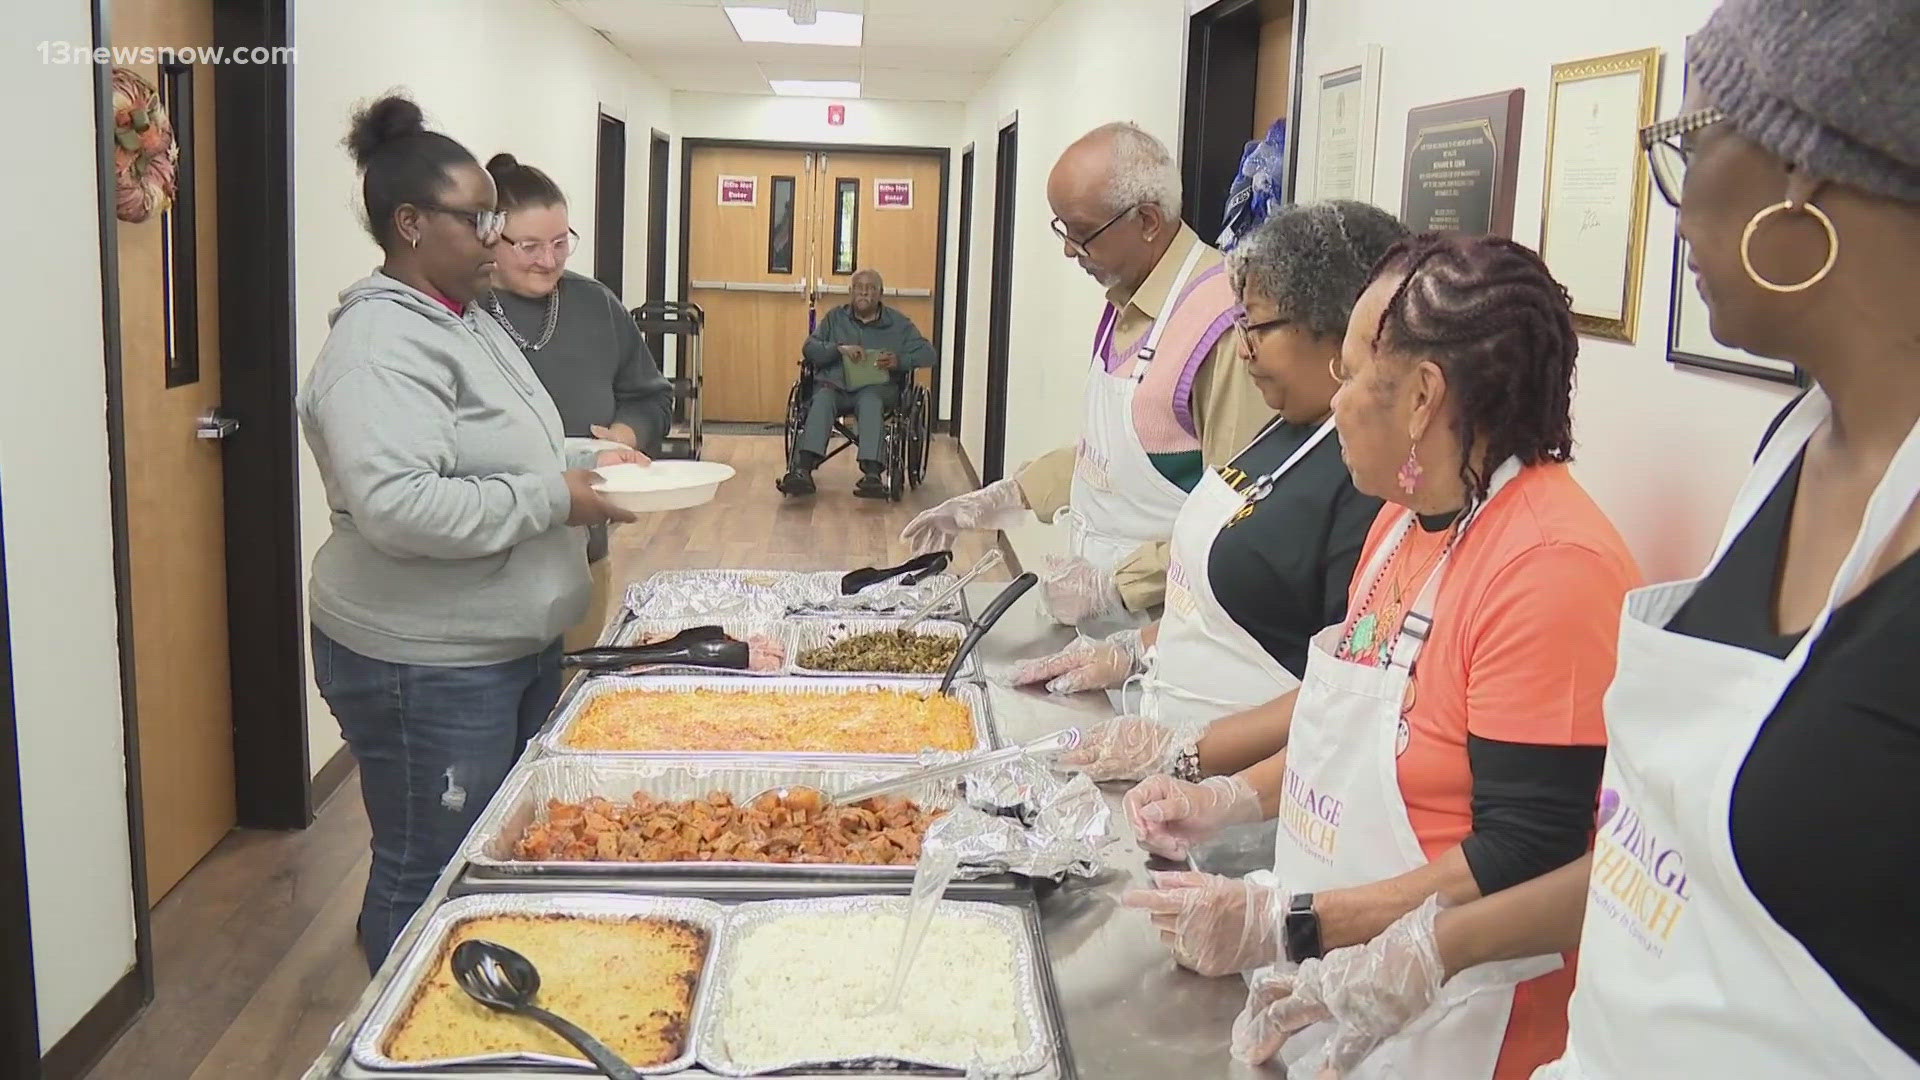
[196,410,240,440]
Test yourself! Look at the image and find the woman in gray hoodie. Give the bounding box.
[299,94,643,971]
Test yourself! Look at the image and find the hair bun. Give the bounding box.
[346,94,427,168]
[485,152,519,173]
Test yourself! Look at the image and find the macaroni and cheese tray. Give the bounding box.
[536,676,998,761]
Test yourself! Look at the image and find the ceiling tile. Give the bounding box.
[860,66,983,102]
[647,60,769,95]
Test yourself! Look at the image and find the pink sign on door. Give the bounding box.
[875,179,913,209]
[717,174,758,206]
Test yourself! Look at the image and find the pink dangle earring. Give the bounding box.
[1397,445,1424,495]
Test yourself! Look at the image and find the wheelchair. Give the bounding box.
[782,359,931,502]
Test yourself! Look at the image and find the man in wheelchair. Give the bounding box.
[779,268,937,498]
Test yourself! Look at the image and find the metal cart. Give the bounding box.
[632,301,705,460]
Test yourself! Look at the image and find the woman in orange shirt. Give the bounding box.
[1121,233,1641,1080]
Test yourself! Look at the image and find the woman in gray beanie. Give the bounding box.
[1225,1,1920,1077]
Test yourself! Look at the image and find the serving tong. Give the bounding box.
[561,624,749,673]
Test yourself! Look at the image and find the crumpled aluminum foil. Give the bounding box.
[913,748,1115,880]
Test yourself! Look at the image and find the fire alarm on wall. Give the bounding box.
[827,103,846,127]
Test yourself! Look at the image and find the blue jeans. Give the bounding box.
[310,627,562,972]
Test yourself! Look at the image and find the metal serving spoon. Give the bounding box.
[451,939,642,1080]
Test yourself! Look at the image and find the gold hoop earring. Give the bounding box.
[1740,200,1838,293]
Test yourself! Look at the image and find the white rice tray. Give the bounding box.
[696,896,1051,1076]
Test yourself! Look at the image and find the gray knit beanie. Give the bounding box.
[1690,0,1920,203]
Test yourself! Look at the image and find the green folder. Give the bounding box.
[842,351,890,389]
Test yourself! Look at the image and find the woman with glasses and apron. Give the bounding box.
[1226,9,1920,1076]
[1122,234,1641,1080]
[1012,202,1401,784]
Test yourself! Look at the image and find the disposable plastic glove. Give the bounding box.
[1123,773,1261,860]
[1040,555,1125,625]
[1121,870,1282,976]
[899,478,1027,555]
[1230,894,1446,1072]
[1055,715,1183,781]
[1009,628,1142,694]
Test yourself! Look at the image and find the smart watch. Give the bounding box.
[1284,892,1323,963]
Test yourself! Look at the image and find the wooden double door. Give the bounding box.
[686,145,944,423]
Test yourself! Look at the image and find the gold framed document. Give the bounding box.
[1312,46,1382,202]
[1539,48,1660,342]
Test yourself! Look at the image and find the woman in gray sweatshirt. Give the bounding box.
[299,94,642,972]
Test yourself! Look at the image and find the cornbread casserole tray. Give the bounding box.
[349,893,724,1074]
[535,676,999,763]
[458,756,1018,886]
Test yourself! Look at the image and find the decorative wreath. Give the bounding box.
[111,66,178,224]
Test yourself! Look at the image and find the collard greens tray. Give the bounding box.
[349,892,724,1074]
[536,675,998,762]
[462,756,992,881]
[786,617,977,681]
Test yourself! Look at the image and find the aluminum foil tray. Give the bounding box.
[462,756,984,881]
[349,892,725,1074]
[695,896,1052,1077]
[624,571,806,623]
[790,571,964,618]
[609,616,789,677]
[536,675,999,762]
[786,617,977,681]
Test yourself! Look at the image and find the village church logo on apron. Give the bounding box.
[1164,556,1199,619]
[1589,787,1692,956]
[1278,764,1342,863]
[1074,436,1114,492]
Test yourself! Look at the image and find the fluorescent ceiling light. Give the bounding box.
[724,6,862,46]
[770,79,861,98]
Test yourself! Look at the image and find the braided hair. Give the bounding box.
[1366,233,1578,505]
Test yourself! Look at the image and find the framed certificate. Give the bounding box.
[1313,46,1382,203]
[1539,48,1660,342]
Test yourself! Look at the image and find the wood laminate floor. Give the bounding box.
[82,433,1006,1080]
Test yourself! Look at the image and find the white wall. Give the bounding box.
[0,3,139,1048]
[955,0,1193,566]
[669,92,967,416]
[293,0,673,772]
[1295,0,1800,580]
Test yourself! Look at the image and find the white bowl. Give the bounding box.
[592,460,736,512]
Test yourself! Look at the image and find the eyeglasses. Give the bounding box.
[1638,107,1727,209]
[1231,306,1290,343]
[1050,205,1137,259]
[500,228,580,260]
[418,202,507,244]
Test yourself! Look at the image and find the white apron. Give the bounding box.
[1270,459,1562,1079]
[1138,417,1333,732]
[1540,388,1920,1080]
[1057,241,1208,638]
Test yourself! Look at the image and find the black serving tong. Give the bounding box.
[839,550,952,596]
[938,572,1039,694]
[561,624,748,673]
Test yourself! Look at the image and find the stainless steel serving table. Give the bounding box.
[304,582,1269,1079]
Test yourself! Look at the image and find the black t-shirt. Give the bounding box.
[1666,413,1920,1060]
[1204,420,1383,676]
